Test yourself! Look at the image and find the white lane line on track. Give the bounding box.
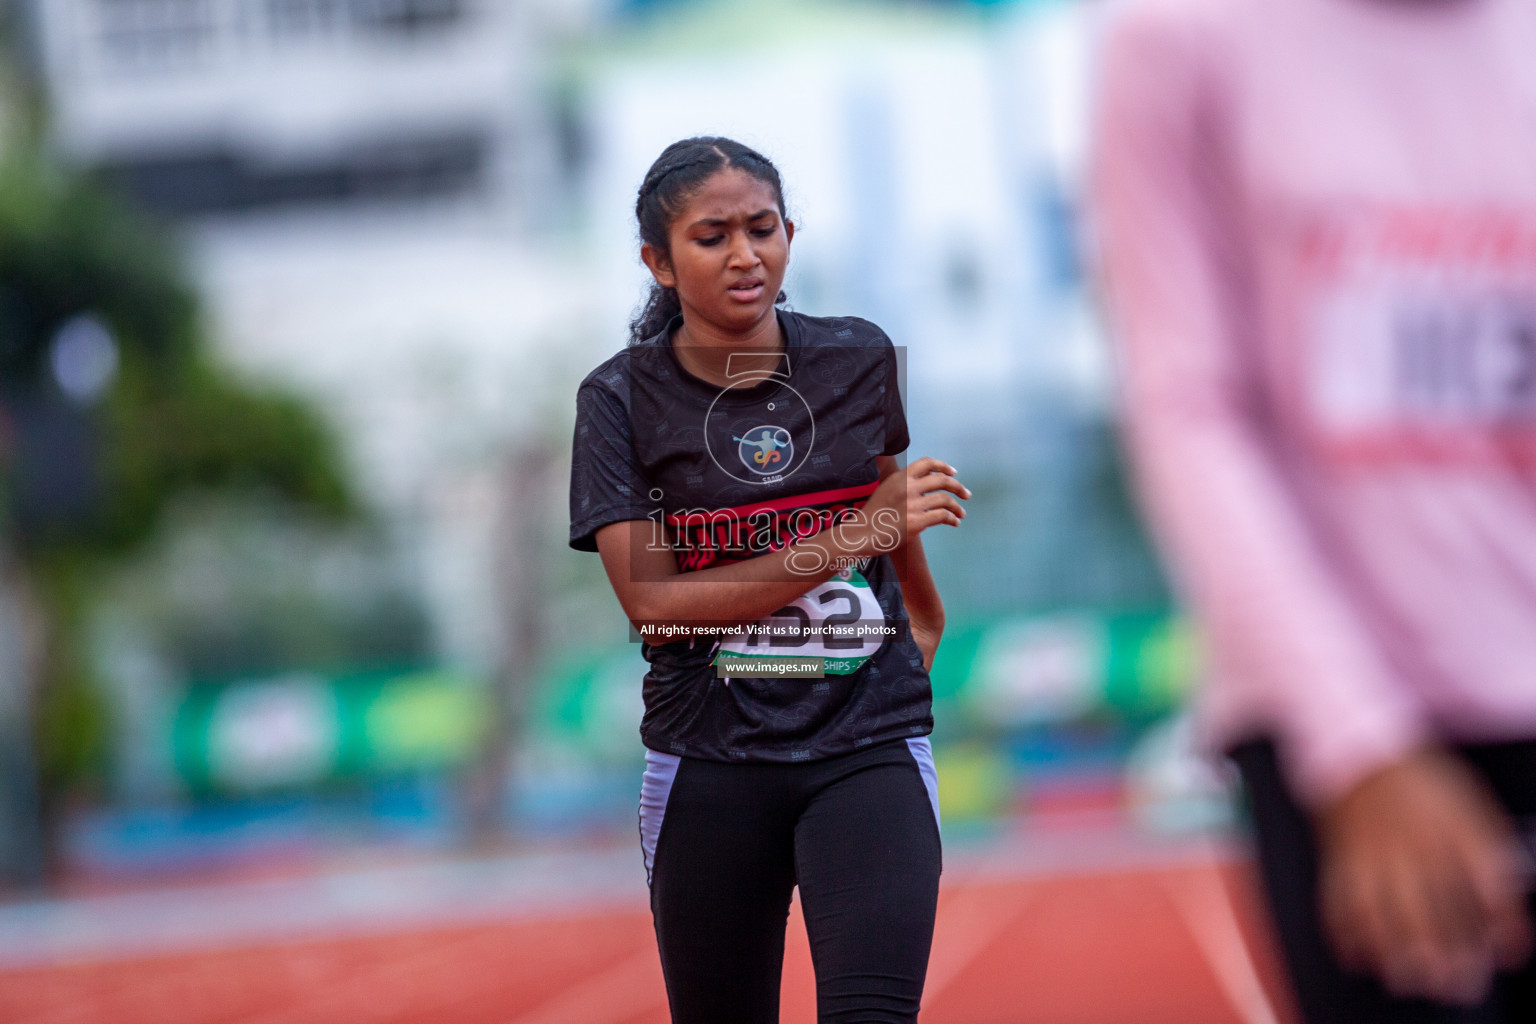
[0,847,649,969]
[1162,861,1283,1024]
[505,946,665,1024]
[922,880,1039,1004]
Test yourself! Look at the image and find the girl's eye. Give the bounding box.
[696,235,724,246]
[751,227,776,238]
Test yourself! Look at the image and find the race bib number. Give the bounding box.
[717,568,888,676]
[1303,208,1536,463]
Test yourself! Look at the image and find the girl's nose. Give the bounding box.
[728,234,759,267]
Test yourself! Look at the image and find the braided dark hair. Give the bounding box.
[629,137,790,344]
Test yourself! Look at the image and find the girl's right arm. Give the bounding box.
[594,457,968,643]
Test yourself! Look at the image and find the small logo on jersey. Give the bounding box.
[734,426,793,476]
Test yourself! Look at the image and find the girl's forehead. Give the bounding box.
[675,168,780,222]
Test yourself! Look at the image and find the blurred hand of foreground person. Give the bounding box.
[1318,748,1533,1004]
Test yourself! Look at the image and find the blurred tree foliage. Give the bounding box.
[0,146,354,820]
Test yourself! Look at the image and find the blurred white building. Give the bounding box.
[29,0,587,214]
[25,0,602,685]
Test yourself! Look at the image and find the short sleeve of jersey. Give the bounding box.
[569,377,654,552]
[879,334,910,457]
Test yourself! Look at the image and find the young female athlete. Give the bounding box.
[568,136,970,1023]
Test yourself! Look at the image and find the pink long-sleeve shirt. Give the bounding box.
[1092,0,1536,807]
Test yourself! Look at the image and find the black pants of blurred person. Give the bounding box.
[1232,738,1536,1024]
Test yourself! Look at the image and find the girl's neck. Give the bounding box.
[672,308,785,388]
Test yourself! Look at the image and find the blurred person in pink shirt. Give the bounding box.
[1092,0,1536,1018]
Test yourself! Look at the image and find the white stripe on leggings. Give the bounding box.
[639,750,681,887]
[906,736,941,830]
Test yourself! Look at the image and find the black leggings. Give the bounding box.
[641,738,943,1024]
[1232,737,1536,1024]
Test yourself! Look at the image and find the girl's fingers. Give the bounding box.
[905,457,965,484]
[905,457,953,479]
[912,472,971,499]
[885,457,971,538]
[911,507,964,533]
[919,494,965,518]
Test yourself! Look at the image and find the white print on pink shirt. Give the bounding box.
[1303,206,1536,466]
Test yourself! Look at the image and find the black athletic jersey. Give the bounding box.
[569,308,934,763]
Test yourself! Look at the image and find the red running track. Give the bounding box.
[0,859,1299,1024]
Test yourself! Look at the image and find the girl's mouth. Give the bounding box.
[728,279,765,302]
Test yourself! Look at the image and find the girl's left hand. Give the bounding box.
[856,457,971,556]
[910,618,941,672]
